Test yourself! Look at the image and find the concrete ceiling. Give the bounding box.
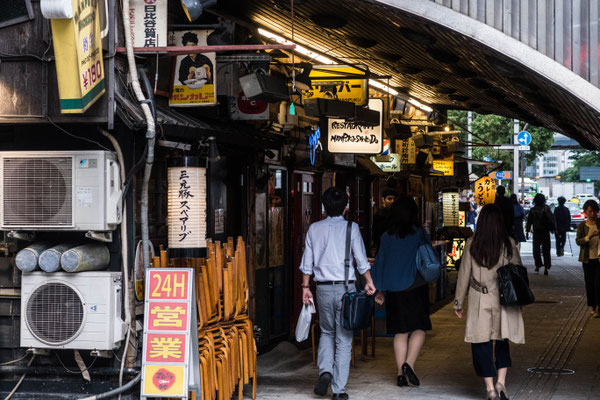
[215,0,600,150]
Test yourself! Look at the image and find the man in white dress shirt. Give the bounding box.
[300,187,376,400]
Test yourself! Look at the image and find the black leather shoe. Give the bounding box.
[332,393,349,400]
[314,372,332,396]
[397,375,408,387]
[544,268,549,275]
[402,363,420,386]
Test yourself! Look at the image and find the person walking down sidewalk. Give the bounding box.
[300,187,376,400]
[454,204,525,400]
[575,200,600,318]
[554,196,571,257]
[371,197,432,389]
[526,193,556,275]
[495,186,514,238]
[510,194,526,248]
[372,187,398,254]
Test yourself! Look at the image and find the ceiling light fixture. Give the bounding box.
[257,28,399,96]
[181,0,217,22]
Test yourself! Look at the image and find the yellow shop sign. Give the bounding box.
[51,0,105,113]
[302,64,368,106]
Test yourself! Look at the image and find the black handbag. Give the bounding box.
[497,263,535,306]
[341,221,374,330]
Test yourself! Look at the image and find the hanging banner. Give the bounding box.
[302,64,368,106]
[327,98,383,154]
[129,0,167,47]
[50,0,105,113]
[169,30,216,107]
[396,138,417,165]
[141,269,200,398]
[474,176,496,206]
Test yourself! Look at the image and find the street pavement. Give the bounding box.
[254,232,600,399]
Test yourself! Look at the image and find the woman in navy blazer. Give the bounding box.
[371,197,432,388]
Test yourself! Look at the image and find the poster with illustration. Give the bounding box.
[169,30,216,107]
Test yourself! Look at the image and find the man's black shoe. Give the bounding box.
[314,372,332,396]
[332,393,349,400]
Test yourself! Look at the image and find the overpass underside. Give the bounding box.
[221,0,600,150]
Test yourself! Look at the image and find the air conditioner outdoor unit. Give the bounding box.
[20,271,126,350]
[0,151,122,231]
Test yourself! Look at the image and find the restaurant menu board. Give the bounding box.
[141,269,200,398]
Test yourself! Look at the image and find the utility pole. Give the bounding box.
[467,111,473,174]
[513,119,520,196]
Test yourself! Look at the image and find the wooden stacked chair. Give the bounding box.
[152,237,256,400]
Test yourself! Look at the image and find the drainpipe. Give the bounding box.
[120,0,155,396]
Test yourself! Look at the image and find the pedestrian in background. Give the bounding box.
[300,187,376,400]
[575,200,600,318]
[454,204,524,400]
[467,194,478,231]
[526,193,556,275]
[554,196,571,257]
[495,186,514,238]
[372,187,398,254]
[371,197,432,389]
[510,194,526,248]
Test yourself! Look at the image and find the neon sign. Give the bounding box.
[308,127,323,165]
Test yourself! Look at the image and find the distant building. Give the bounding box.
[525,134,575,178]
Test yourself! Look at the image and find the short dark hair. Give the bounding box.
[381,187,398,198]
[496,185,506,196]
[322,187,348,217]
[182,32,199,46]
[583,199,600,213]
[533,193,546,206]
[510,193,518,204]
[387,197,420,238]
[558,196,566,205]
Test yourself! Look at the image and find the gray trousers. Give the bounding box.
[316,283,355,394]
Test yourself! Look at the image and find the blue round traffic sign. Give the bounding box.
[517,131,532,146]
[496,171,505,179]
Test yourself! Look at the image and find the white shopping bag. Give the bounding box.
[295,298,316,342]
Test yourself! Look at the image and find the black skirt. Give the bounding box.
[385,285,432,334]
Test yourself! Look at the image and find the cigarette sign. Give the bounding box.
[142,269,200,398]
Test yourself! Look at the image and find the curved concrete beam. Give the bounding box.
[374,0,600,114]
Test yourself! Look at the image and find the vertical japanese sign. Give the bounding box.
[167,165,207,250]
[142,269,200,398]
[169,30,216,107]
[50,0,105,113]
[396,138,417,165]
[442,190,460,226]
[129,0,167,47]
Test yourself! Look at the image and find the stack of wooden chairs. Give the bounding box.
[152,237,257,400]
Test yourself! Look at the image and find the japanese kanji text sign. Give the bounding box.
[50,0,105,113]
[142,269,200,398]
[129,0,167,48]
[474,176,496,206]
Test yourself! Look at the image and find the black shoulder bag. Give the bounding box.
[341,221,374,330]
[497,248,535,306]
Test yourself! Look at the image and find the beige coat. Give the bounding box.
[454,238,525,344]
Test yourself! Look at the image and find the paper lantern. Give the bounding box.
[442,189,460,226]
[474,176,496,206]
[168,157,207,258]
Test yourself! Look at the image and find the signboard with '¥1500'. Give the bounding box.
[302,64,368,106]
[141,269,200,399]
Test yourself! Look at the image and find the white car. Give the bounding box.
[573,194,599,206]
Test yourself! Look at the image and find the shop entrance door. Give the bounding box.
[254,167,290,348]
[290,172,320,333]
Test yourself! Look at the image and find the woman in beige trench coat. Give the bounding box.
[454,204,525,400]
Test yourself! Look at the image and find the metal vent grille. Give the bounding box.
[26,282,84,345]
[0,0,32,28]
[3,157,73,226]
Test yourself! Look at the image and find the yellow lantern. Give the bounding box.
[474,176,496,206]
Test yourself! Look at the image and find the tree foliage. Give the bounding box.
[447,110,555,174]
[559,150,600,193]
